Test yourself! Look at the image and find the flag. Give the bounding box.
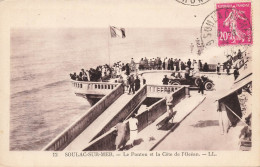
[110,26,126,38]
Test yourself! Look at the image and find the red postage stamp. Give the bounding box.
[216,2,252,46]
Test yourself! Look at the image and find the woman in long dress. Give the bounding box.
[115,120,127,150]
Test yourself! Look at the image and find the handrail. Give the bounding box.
[137,68,231,76]
[146,84,183,95]
[71,80,118,85]
[83,86,187,151]
[91,85,147,141]
[42,83,124,151]
[71,80,120,94]
[147,84,183,87]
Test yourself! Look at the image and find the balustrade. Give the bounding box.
[72,81,119,90]
[147,84,183,97]
[83,86,187,151]
[42,84,124,151]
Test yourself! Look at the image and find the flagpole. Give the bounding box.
[108,26,111,67]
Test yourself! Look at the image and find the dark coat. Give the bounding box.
[162,77,169,85]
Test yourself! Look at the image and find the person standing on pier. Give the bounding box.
[162,75,169,85]
[233,67,240,80]
[129,114,139,147]
[158,58,162,70]
[168,58,171,70]
[198,60,203,71]
[197,77,204,95]
[170,58,174,70]
[165,57,168,70]
[115,119,127,150]
[181,61,185,70]
[125,75,130,92]
[125,63,130,76]
[165,90,174,122]
[128,74,135,95]
[176,59,180,71]
[185,66,190,79]
[217,63,221,74]
[140,74,146,85]
[187,59,191,69]
[134,76,141,91]
[118,76,125,91]
[144,57,148,70]
[226,63,231,75]
[130,58,136,72]
[203,62,209,72]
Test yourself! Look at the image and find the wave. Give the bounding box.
[11,79,69,99]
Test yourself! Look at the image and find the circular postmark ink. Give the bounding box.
[175,0,211,6]
[200,7,252,52]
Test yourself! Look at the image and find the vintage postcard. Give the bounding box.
[0,0,259,166]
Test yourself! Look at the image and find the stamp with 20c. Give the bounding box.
[201,2,252,49]
[217,2,252,46]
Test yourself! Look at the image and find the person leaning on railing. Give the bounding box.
[118,76,125,92]
[69,72,77,80]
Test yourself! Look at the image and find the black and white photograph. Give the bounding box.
[10,27,252,152]
[1,0,260,166]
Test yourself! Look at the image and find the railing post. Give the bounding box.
[184,85,190,98]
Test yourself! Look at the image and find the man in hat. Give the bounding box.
[187,59,191,69]
[162,75,169,85]
[128,74,135,94]
[165,89,174,116]
[134,76,141,91]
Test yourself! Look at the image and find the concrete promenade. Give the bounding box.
[154,91,243,150]
[126,90,243,151]
[126,92,206,151]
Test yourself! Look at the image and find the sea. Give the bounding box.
[10,28,197,150]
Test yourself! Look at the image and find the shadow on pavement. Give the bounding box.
[190,120,219,128]
[158,123,178,131]
[123,138,144,150]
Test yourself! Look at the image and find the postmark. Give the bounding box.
[175,0,211,6]
[201,2,252,50]
[217,2,252,46]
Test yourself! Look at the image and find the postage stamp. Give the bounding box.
[216,2,252,46]
[175,0,211,6]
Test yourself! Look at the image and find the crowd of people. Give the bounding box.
[70,64,110,82]
[70,49,246,90]
[70,47,247,83]
[70,61,133,82]
[69,59,146,95]
[69,57,213,82]
[138,57,211,72]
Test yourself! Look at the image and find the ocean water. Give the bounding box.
[10,28,197,150]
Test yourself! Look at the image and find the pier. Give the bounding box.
[43,69,251,151]
[43,78,189,151]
